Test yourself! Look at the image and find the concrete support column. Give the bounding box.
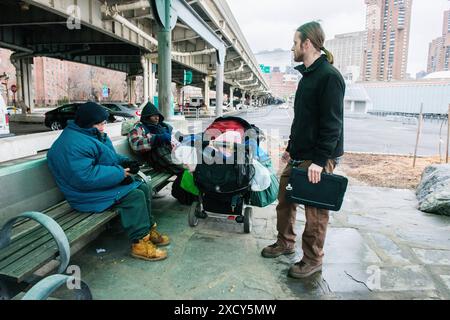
[127,76,136,104]
[14,62,22,107]
[148,61,156,104]
[241,91,246,105]
[141,56,149,103]
[13,58,34,112]
[157,26,173,119]
[249,92,253,107]
[203,75,211,110]
[351,100,355,113]
[229,86,234,108]
[23,58,34,111]
[176,84,183,107]
[215,62,224,117]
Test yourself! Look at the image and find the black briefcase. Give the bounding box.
[285,167,348,211]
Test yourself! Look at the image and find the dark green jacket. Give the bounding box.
[287,55,345,167]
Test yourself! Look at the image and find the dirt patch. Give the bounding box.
[338,152,442,189]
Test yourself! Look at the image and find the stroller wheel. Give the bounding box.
[244,207,252,234]
[188,201,200,227]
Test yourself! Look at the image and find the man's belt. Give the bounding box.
[288,159,307,166]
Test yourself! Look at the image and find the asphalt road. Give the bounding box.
[205,105,443,157]
[6,105,444,156]
[8,122,51,135]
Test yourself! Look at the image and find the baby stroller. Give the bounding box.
[187,116,263,233]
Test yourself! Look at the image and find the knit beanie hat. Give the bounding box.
[75,102,109,128]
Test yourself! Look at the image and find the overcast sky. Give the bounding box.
[227,0,450,77]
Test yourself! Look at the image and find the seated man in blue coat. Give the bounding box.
[47,102,170,261]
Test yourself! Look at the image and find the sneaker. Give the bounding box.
[149,223,170,246]
[131,235,167,261]
[261,242,295,258]
[288,260,322,278]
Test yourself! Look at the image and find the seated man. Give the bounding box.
[47,102,170,262]
[128,102,184,176]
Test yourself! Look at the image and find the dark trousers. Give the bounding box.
[113,182,154,241]
[276,159,335,265]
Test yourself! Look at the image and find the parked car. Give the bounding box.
[44,103,116,131]
[101,102,141,119]
[6,106,22,115]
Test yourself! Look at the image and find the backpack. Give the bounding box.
[171,174,197,205]
[194,148,255,194]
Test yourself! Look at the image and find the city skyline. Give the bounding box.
[227,0,450,78]
[427,10,450,73]
[362,0,413,81]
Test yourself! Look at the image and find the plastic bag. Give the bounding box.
[121,119,138,136]
[180,170,200,196]
[172,145,198,172]
[249,160,279,207]
[250,159,271,191]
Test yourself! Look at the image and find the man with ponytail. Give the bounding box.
[261,21,345,279]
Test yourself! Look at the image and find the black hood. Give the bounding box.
[140,102,164,123]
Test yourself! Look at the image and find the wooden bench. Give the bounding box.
[0,137,175,299]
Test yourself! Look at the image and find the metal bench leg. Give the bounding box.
[0,211,70,274]
[0,276,27,300]
[22,274,92,300]
[1,278,13,300]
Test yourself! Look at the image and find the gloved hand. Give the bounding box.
[154,133,171,146]
[120,176,134,185]
[161,132,171,143]
[120,160,141,174]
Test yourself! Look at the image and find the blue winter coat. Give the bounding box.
[47,121,141,213]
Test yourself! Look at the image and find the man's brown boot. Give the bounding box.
[288,260,322,278]
[261,242,295,258]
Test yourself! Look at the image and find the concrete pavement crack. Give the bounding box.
[242,280,277,298]
[344,271,373,292]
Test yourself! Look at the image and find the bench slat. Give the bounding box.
[0,213,92,271]
[3,211,117,281]
[9,203,77,246]
[0,210,82,262]
[151,173,173,189]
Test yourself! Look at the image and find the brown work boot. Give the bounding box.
[131,235,167,261]
[261,242,295,258]
[288,260,322,278]
[149,223,170,246]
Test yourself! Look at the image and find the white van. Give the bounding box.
[188,97,203,108]
[0,94,10,135]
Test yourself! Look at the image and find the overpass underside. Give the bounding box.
[0,0,271,114]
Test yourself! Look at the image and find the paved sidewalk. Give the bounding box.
[66,175,450,300]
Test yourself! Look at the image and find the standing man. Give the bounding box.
[261,21,345,278]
